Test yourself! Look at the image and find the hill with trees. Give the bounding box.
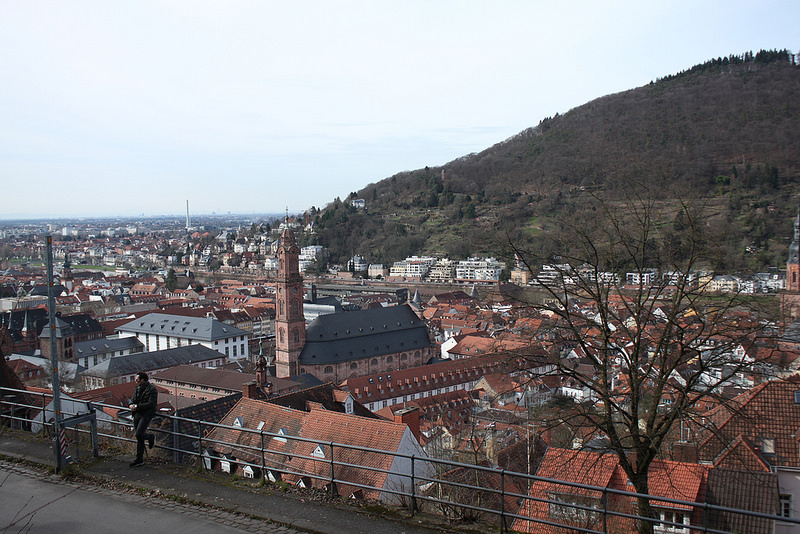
[308,50,800,274]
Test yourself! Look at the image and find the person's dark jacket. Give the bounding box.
[131,381,158,418]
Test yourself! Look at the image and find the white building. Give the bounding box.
[455,257,504,282]
[299,245,325,272]
[626,270,658,287]
[115,313,250,360]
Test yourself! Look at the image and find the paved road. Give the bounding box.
[0,461,299,534]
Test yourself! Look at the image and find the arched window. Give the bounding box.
[279,328,285,343]
[293,328,299,343]
[371,359,378,366]
[324,366,333,374]
[279,300,284,315]
[401,354,408,361]
[387,356,393,363]
[350,363,358,370]
[292,301,298,316]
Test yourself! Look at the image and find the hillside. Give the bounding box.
[309,50,800,273]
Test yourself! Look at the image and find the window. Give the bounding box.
[780,494,792,518]
[761,437,776,454]
[240,343,245,355]
[655,510,688,533]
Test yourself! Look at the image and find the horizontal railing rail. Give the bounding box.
[2,385,797,533]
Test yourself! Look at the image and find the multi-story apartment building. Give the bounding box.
[455,257,504,282]
[427,259,456,283]
[116,312,250,360]
[390,256,437,279]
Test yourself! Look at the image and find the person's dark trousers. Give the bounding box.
[133,412,154,461]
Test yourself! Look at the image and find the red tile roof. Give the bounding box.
[512,448,709,534]
[205,397,421,499]
[698,378,800,469]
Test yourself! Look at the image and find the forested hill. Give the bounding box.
[309,50,800,273]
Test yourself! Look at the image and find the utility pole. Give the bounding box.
[46,236,64,473]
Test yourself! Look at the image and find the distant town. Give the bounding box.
[1,211,799,532]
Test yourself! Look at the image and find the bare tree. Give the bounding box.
[508,184,773,533]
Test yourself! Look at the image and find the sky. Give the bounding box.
[1,1,798,220]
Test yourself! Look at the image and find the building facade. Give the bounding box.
[116,313,250,360]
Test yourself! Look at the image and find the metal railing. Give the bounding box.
[1,385,797,533]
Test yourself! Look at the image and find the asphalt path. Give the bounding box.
[0,462,298,534]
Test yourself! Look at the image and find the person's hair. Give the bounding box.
[137,371,148,381]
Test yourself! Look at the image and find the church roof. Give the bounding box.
[298,304,432,365]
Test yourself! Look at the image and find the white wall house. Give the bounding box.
[116,313,250,360]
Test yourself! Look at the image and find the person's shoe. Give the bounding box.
[129,459,144,468]
[148,435,154,449]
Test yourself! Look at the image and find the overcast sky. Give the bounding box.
[1,1,797,220]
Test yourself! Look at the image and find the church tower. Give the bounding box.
[62,254,74,292]
[274,223,306,378]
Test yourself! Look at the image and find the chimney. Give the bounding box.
[486,422,498,467]
[394,407,421,442]
[243,381,258,399]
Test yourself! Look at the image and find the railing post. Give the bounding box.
[602,486,608,533]
[328,442,337,497]
[410,454,417,514]
[40,391,48,436]
[172,417,180,463]
[260,430,266,479]
[90,404,98,458]
[198,421,204,469]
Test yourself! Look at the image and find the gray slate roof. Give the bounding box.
[74,336,144,358]
[298,304,432,365]
[38,317,74,339]
[116,312,248,341]
[82,344,225,379]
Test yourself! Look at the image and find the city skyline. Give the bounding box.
[2,1,798,220]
